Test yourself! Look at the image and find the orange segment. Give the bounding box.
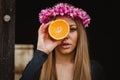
[48,19,70,40]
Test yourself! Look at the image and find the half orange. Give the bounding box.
[48,19,70,40]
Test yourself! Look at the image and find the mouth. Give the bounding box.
[61,43,71,49]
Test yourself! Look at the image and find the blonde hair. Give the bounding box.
[40,19,91,80]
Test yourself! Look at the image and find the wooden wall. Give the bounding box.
[0,0,15,80]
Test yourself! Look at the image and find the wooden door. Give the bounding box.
[0,0,15,80]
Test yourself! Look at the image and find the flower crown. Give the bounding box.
[39,3,91,28]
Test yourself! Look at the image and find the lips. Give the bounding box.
[61,43,71,49]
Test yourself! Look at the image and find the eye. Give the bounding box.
[70,27,77,32]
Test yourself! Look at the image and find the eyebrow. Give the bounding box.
[69,24,77,27]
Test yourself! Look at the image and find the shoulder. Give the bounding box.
[90,60,104,80]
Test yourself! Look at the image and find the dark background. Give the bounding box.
[16,0,113,80]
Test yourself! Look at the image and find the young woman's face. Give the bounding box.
[55,16,78,54]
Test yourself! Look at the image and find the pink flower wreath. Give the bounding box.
[39,3,91,28]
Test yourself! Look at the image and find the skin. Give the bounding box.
[55,16,78,60]
[37,16,78,80]
[37,21,62,54]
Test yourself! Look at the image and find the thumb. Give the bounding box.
[53,40,62,48]
[46,40,62,53]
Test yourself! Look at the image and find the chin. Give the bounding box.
[60,49,73,54]
[55,46,75,54]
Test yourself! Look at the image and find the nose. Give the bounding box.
[63,35,69,40]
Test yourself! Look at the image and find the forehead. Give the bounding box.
[55,16,76,26]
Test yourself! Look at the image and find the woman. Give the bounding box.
[20,2,104,80]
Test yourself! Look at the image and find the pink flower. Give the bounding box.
[38,3,91,28]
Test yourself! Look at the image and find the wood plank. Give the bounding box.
[0,0,15,80]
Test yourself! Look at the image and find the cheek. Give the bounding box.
[71,32,78,43]
[70,33,78,51]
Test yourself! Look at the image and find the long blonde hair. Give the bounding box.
[40,19,91,80]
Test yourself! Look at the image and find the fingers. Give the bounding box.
[38,23,44,34]
[38,21,53,33]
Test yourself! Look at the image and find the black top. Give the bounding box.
[20,50,104,80]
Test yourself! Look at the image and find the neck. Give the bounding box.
[55,50,75,64]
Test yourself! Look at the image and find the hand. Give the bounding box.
[37,21,62,54]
